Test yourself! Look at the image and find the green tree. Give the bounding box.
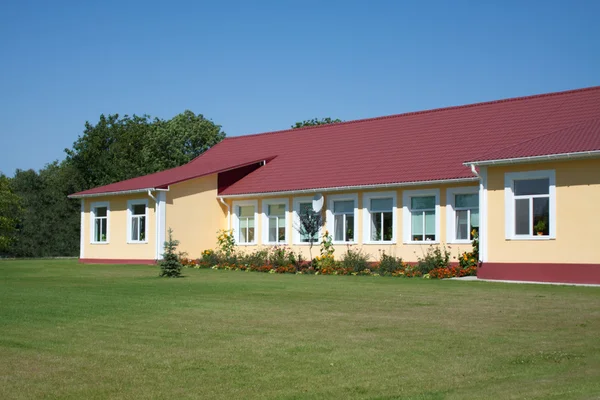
[9,162,83,257]
[142,110,226,172]
[0,174,22,254]
[292,117,342,129]
[65,111,226,189]
[159,229,184,277]
[296,207,323,261]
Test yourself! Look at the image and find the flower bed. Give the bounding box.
[179,229,480,279]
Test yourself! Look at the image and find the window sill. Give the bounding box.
[363,241,396,245]
[403,241,440,245]
[332,241,357,245]
[506,236,555,241]
[127,241,148,245]
[238,242,258,246]
[447,240,473,245]
[91,242,109,245]
[264,242,288,246]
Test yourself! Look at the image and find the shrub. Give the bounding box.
[377,252,405,276]
[199,249,219,268]
[241,249,269,269]
[415,245,450,275]
[217,229,235,257]
[340,247,370,273]
[269,246,298,267]
[159,228,183,277]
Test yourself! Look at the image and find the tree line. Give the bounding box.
[0,115,339,257]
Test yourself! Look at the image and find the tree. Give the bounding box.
[0,174,22,254]
[296,207,323,261]
[142,110,226,173]
[159,229,183,277]
[65,111,226,189]
[9,162,83,257]
[292,117,342,129]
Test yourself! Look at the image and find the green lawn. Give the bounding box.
[1,260,599,399]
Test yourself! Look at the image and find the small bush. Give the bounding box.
[159,229,183,278]
[242,249,269,269]
[378,252,404,276]
[269,246,297,267]
[340,248,370,272]
[415,245,450,275]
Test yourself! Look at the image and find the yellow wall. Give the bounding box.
[224,183,477,262]
[166,174,227,258]
[487,158,600,264]
[83,194,156,260]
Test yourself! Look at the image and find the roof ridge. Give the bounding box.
[221,85,600,142]
[466,117,600,163]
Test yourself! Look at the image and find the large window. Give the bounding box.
[327,194,358,244]
[233,200,258,245]
[447,187,479,243]
[91,202,109,244]
[505,170,555,239]
[403,189,440,243]
[127,200,148,243]
[293,197,321,244]
[262,199,288,244]
[363,191,396,243]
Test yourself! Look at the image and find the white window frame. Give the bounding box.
[363,191,397,244]
[292,196,323,245]
[232,200,259,246]
[262,198,289,245]
[446,186,479,244]
[504,170,556,240]
[90,201,110,244]
[127,199,149,244]
[402,189,440,244]
[326,193,359,244]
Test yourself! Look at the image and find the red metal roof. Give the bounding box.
[71,86,600,197]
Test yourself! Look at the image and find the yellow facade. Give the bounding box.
[83,194,156,260]
[224,182,477,262]
[486,158,600,264]
[166,174,228,257]
[79,157,600,264]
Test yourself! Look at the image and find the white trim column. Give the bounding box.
[80,199,85,259]
[479,166,488,262]
[156,191,167,260]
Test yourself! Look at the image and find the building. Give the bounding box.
[69,86,600,284]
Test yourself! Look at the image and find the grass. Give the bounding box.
[1,260,599,399]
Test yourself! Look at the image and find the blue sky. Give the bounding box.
[1,0,599,175]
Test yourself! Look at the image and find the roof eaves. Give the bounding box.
[68,187,167,199]
[219,177,479,198]
[464,150,600,167]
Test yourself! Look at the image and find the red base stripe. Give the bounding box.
[478,262,600,284]
[79,258,157,265]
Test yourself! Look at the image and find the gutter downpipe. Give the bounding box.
[219,197,231,230]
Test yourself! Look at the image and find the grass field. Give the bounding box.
[1,260,599,399]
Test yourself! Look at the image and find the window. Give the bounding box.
[90,202,109,244]
[447,187,479,243]
[505,170,555,239]
[232,200,258,245]
[262,199,288,244]
[363,191,397,243]
[403,189,440,243]
[127,200,148,243]
[293,197,322,244]
[326,194,358,243]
